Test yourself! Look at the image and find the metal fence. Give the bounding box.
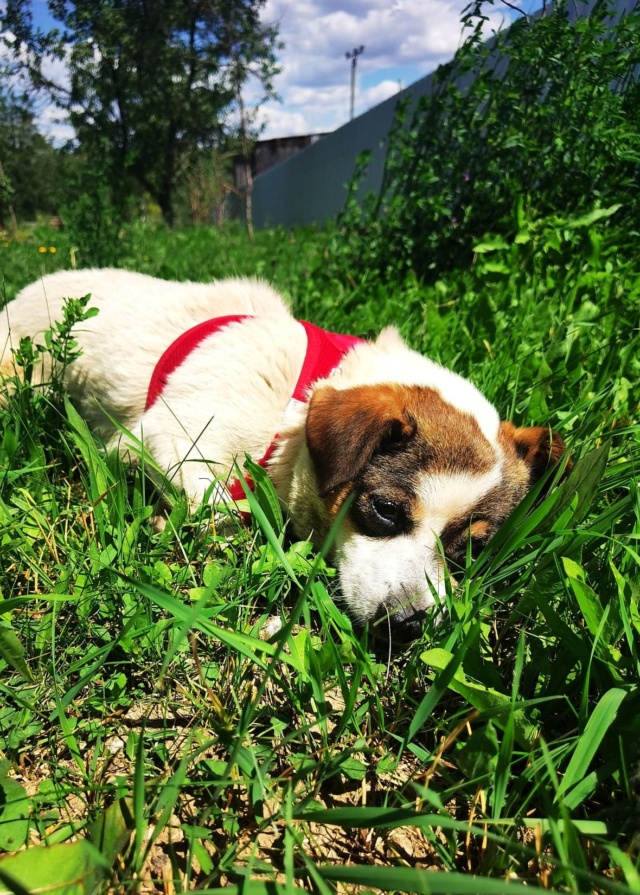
[247,72,440,230]
[246,0,636,230]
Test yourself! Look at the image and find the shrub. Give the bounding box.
[327,0,640,284]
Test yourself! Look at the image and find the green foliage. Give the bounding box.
[1,3,640,874]
[0,793,131,893]
[325,0,640,284]
[59,148,136,268]
[0,81,62,226]
[0,219,322,299]
[0,214,638,891]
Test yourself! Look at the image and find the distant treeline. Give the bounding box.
[0,0,279,234]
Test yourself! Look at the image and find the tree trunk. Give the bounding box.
[234,78,254,239]
[0,159,18,234]
[243,157,254,240]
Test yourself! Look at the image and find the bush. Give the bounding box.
[327,0,640,284]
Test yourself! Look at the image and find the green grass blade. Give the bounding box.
[555,687,628,802]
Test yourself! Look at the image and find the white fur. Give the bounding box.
[1,269,294,446]
[330,327,502,448]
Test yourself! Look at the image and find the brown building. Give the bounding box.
[234,133,328,189]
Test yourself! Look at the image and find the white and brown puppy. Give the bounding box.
[0,269,567,637]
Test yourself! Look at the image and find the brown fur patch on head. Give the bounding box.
[306,384,417,498]
[306,383,498,502]
[438,424,570,568]
[469,519,491,540]
[440,514,494,567]
[323,482,355,524]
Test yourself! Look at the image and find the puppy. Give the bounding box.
[0,269,568,638]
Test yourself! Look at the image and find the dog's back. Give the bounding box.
[0,269,292,438]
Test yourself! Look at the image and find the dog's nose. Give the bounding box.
[372,601,428,645]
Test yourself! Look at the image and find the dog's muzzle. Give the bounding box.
[372,599,429,646]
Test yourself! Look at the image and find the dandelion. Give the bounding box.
[49,246,57,254]
[38,246,47,253]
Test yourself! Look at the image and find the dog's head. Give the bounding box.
[305,370,568,642]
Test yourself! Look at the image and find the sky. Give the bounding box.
[252,0,523,138]
[5,0,534,143]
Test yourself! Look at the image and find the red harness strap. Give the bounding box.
[145,315,364,505]
[146,315,249,411]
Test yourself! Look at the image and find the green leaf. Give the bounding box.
[288,629,311,677]
[456,721,499,780]
[564,204,622,229]
[0,626,33,683]
[562,558,601,635]
[339,756,367,781]
[124,577,285,670]
[232,462,301,586]
[199,884,309,895]
[64,398,114,532]
[420,648,537,745]
[550,444,610,529]
[562,558,622,667]
[0,840,109,894]
[405,622,482,744]
[244,455,284,533]
[473,237,510,253]
[311,865,535,893]
[0,777,29,851]
[556,687,627,802]
[86,797,132,864]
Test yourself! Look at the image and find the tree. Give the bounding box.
[2,0,280,225]
[0,80,61,226]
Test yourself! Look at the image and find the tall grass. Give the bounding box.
[0,206,638,893]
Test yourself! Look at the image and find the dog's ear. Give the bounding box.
[505,423,571,485]
[306,384,416,497]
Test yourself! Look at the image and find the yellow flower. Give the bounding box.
[38,246,47,253]
[49,246,57,253]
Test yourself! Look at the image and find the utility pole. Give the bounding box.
[345,45,365,121]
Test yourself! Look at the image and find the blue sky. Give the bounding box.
[16,0,537,141]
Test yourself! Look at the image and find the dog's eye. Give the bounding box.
[351,494,409,537]
[371,497,401,527]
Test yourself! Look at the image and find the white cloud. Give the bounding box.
[361,78,405,109]
[36,103,74,143]
[2,0,523,143]
[257,0,514,137]
[255,107,312,137]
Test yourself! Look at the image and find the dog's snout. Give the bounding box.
[373,599,428,644]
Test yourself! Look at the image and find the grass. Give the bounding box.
[0,214,638,893]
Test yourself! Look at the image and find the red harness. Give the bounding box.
[146,315,364,504]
